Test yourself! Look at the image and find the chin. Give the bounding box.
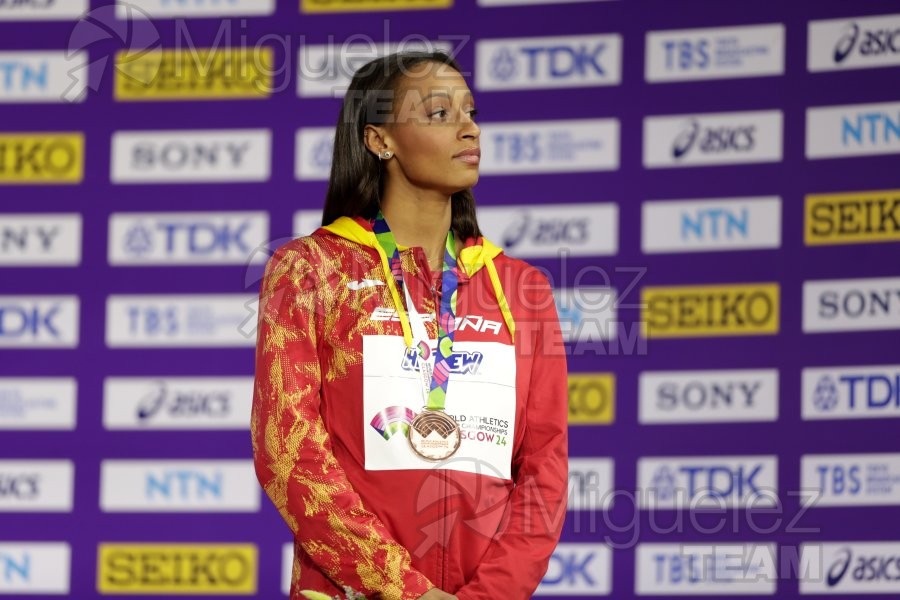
[459,173,479,188]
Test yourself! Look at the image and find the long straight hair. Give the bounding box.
[321,50,482,241]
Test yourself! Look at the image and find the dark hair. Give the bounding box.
[321,50,482,241]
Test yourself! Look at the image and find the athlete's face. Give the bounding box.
[367,61,481,196]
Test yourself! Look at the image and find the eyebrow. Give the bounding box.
[417,90,474,106]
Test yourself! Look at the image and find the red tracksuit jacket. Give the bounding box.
[251,215,568,599]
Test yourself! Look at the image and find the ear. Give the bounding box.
[363,124,390,159]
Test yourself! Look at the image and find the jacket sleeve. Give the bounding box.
[455,268,569,600]
[250,242,434,600]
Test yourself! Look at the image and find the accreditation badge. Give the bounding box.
[362,335,517,480]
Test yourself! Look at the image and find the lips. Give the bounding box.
[453,147,480,164]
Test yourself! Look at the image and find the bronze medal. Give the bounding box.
[407,409,461,461]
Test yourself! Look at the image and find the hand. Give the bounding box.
[416,588,458,600]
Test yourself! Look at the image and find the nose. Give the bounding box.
[458,112,480,141]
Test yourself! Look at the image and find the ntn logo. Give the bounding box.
[842,112,900,145]
[146,470,222,500]
[681,207,749,239]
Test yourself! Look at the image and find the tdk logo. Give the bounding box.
[123,221,251,256]
[639,456,778,508]
[834,22,900,64]
[0,297,78,348]
[401,349,484,375]
[109,212,267,265]
[477,35,622,91]
[804,365,900,420]
[651,464,766,499]
[490,43,606,80]
[0,304,61,338]
[535,544,611,595]
[673,119,755,159]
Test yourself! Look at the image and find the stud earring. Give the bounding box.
[380,150,393,160]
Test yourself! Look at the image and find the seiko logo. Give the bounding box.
[0,136,81,178]
[809,196,900,237]
[834,22,900,64]
[673,119,756,158]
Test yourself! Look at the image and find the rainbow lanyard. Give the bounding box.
[372,210,460,411]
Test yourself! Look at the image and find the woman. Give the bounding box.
[251,50,568,600]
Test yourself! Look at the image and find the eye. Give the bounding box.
[467,108,479,120]
[430,108,448,119]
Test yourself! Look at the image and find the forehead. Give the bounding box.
[395,62,472,102]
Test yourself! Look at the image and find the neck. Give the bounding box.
[380,180,452,266]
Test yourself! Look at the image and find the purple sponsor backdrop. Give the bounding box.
[1,0,899,598]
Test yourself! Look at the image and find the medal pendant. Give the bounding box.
[407,409,461,461]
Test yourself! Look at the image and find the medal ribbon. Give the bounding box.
[372,210,459,411]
